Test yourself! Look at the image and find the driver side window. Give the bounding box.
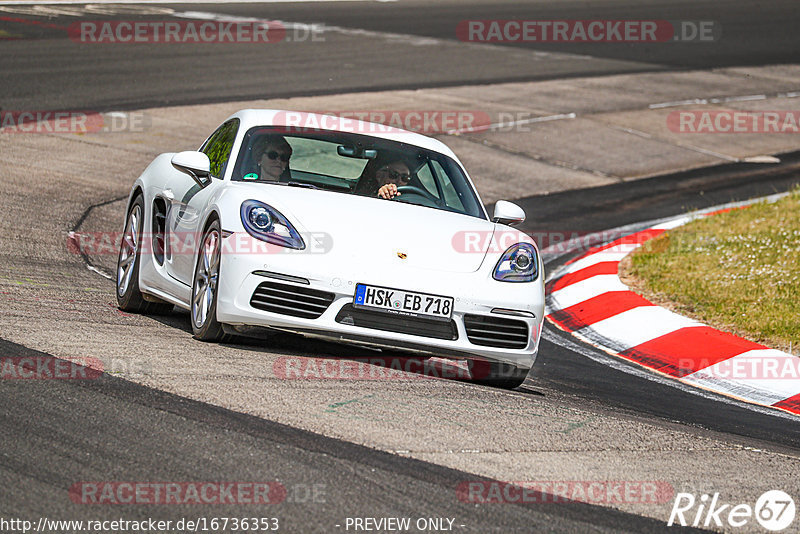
[201,119,239,178]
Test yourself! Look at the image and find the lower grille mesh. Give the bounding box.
[463,314,528,349]
[250,281,335,319]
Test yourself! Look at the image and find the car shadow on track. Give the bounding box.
[145,307,545,394]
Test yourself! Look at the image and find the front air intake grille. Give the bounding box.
[463,314,528,349]
[250,281,335,319]
[335,304,458,340]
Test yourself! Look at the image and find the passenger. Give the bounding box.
[253,135,292,181]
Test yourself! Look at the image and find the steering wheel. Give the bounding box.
[396,185,439,203]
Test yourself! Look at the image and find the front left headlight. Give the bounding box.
[240,199,305,250]
[493,243,539,282]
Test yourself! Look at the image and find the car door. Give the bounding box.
[164,119,239,285]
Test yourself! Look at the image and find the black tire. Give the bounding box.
[469,360,530,389]
[116,194,173,314]
[190,218,232,342]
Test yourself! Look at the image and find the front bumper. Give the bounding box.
[216,251,545,369]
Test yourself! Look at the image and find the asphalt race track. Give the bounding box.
[1,337,700,533]
[0,0,798,111]
[2,1,800,533]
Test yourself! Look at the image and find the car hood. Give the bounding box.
[237,184,496,274]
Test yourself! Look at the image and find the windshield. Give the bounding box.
[231,126,486,219]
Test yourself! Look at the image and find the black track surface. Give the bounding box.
[1,0,798,111]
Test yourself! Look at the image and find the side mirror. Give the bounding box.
[492,200,526,226]
[171,151,211,187]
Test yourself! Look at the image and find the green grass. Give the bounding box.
[625,187,800,352]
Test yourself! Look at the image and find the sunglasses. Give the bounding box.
[263,150,291,162]
[378,167,411,183]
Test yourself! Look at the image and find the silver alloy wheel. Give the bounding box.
[192,229,220,329]
[117,204,140,297]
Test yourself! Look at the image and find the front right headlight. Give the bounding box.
[493,243,539,282]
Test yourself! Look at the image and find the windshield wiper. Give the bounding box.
[287,181,319,189]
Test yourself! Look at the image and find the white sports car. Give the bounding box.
[116,110,544,388]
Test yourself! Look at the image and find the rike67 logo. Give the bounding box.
[668,490,795,531]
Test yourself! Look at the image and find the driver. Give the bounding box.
[374,160,412,199]
[352,158,411,200]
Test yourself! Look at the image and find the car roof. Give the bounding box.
[225,109,462,161]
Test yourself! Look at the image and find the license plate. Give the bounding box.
[354,283,454,320]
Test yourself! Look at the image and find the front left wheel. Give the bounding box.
[190,219,231,342]
[116,194,173,314]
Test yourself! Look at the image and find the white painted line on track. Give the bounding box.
[0,0,382,4]
[0,3,603,62]
[170,8,446,46]
[0,4,172,14]
[651,215,693,230]
[87,263,113,280]
[743,155,781,163]
[447,112,576,136]
[648,98,707,110]
[606,124,740,163]
[648,92,796,109]
[668,144,740,162]
[715,94,767,103]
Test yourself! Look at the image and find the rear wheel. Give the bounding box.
[190,219,232,342]
[116,195,173,314]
